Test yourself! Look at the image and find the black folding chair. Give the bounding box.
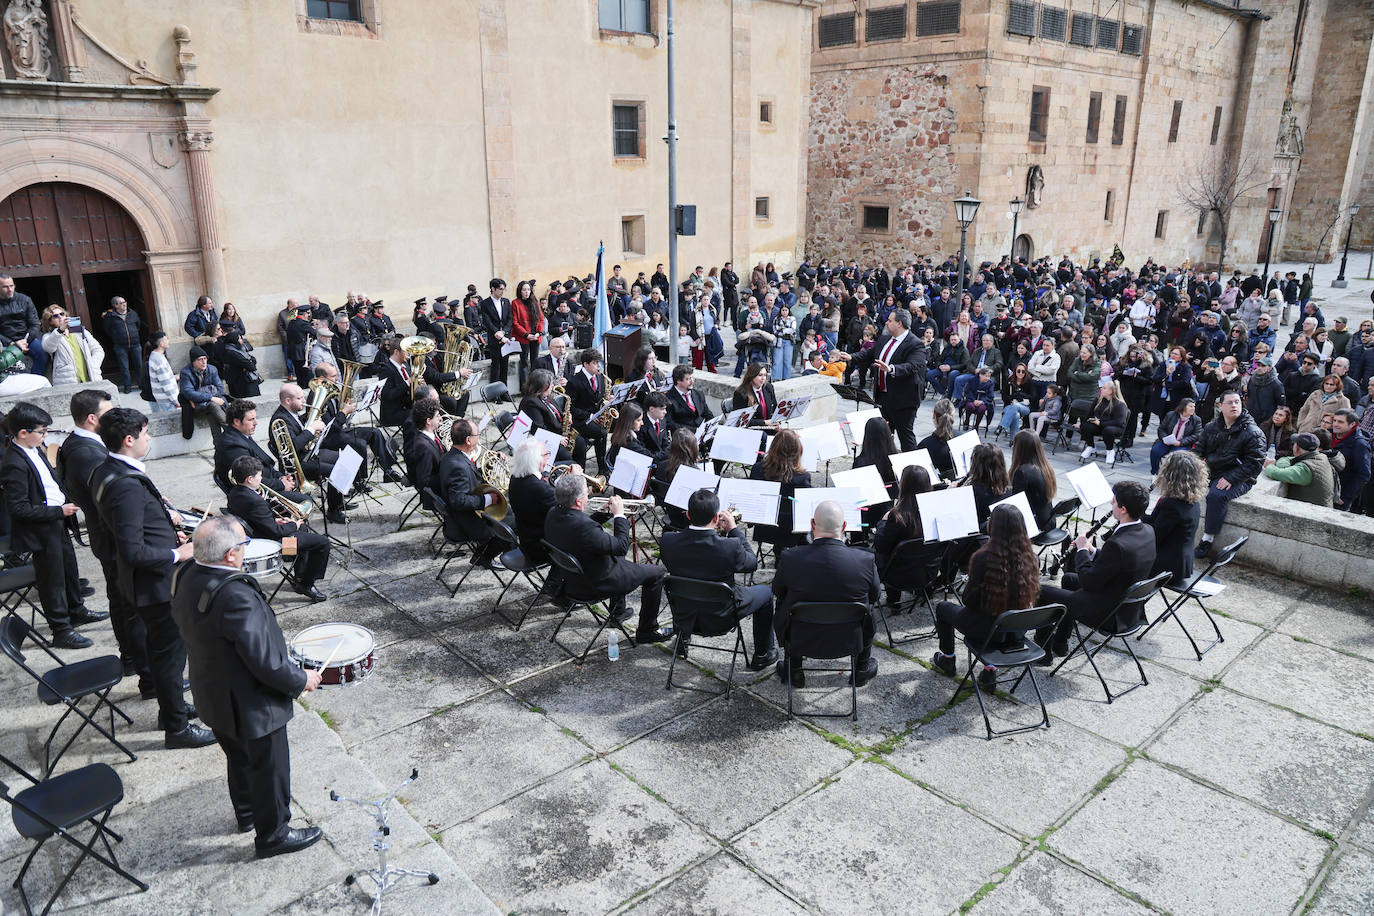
[781,601,871,722]
[1051,573,1170,703]
[481,382,511,405]
[1138,536,1247,660]
[1032,497,1080,573]
[0,617,136,777]
[0,754,147,915]
[940,534,988,603]
[875,539,944,645]
[434,506,506,598]
[662,576,748,697]
[956,604,1065,739]
[421,486,448,556]
[488,518,549,629]
[0,563,46,643]
[1048,418,1072,456]
[543,540,637,663]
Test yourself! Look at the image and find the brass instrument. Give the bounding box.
[260,485,311,523]
[586,496,653,514]
[269,416,313,495]
[717,508,744,532]
[594,373,619,431]
[546,465,605,493]
[436,409,460,449]
[473,483,509,521]
[553,379,577,446]
[337,357,364,406]
[401,335,435,399]
[476,446,512,494]
[441,323,472,401]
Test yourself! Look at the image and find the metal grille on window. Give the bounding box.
[1069,12,1093,46]
[1121,24,1143,55]
[863,206,891,232]
[1095,18,1119,50]
[866,5,907,42]
[818,13,857,48]
[1040,6,1066,41]
[916,1,961,37]
[613,105,640,157]
[308,0,359,20]
[1007,1,1036,38]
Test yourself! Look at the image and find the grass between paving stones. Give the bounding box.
[957,859,1020,914]
[608,761,670,805]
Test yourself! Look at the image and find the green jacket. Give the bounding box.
[1066,357,1103,403]
[1263,452,1335,507]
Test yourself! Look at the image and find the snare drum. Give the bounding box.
[290,623,376,685]
[242,538,283,578]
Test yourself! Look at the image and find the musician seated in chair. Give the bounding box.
[407,400,446,506]
[438,418,502,565]
[215,399,309,508]
[1034,479,1156,664]
[271,384,352,525]
[419,330,474,417]
[544,471,671,643]
[312,363,407,485]
[660,488,777,669]
[567,348,611,473]
[519,369,575,464]
[225,456,330,602]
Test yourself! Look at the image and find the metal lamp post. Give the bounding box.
[1334,203,1360,288]
[954,191,981,307]
[1262,207,1282,323]
[1008,196,1024,269]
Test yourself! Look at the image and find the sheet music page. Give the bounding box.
[532,427,563,460]
[307,418,335,460]
[711,426,764,465]
[990,490,1042,537]
[724,406,756,428]
[500,339,522,357]
[948,430,981,476]
[608,448,653,497]
[665,464,721,509]
[506,411,534,447]
[916,487,979,541]
[716,477,782,525]
[798,422,848,471]
[831,466,891,507]
[890,448,939,479]
[775,395,813,423]
[791,487,863,532]
[356,381,383,410]
[327,445,365,494]
[695,415,722,444]
[462,371,484,392]
[1067,463,1114,508]
[477,411,495,432]
[844,408,885,448]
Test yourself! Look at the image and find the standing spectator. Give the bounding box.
[102,295,143,392]
[178,345,227,441]
[0,272,39,367]
[218,328,263,398]
[511,280,544,388]
[184,295,218,346]
[276,301,296,381]
[481,278,513,386]
[1194,391,1265,558]
[771,304,796,381]
[145,330,179,412]
[40,304,105,385]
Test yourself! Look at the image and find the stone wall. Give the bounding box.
[1220,488,1374,593]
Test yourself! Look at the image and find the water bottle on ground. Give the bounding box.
[607,630,620,661]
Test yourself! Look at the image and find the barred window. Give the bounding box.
[867,5,907,42]
[1029,86,1050,142]
[1112,95,1127,145]
[916,1,961,36]
[307,0,359,20]
[755,197,771,220]
[1086,92,1102,144]
[599,0,650,33]
[862,205,891,232]
[818,13,857,47]
[1121,24,1143,55]
[1168,100,1183,143]
[1040,6,1067,41]
[1069,12,1093,46]
[1008,1,1036,37]
[1096,18,1119,50]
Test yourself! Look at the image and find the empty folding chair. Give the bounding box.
[781,601,871,722]
[1032,497,1080,573]
[956,603,1065,739]
[1051,573,1171,703]
[1138,536,1247,660]
[875,539,944,645]
[662,576,748,697]
[543,540,637,663]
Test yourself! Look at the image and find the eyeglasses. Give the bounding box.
[235,538,251,548]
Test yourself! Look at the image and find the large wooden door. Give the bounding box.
[0,183,155,330]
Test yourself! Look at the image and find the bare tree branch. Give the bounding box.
[1177,152,1269,270]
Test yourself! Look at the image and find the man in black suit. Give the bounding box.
[567,348,610,472]
[91,407,214,749]
[405,400,446,508]
[171,515,323,857]
[213,400,306,507]
[660,489,776,668]
[638,392,671,458]
[533,336,571,381]
[271,384,348,524]
[58,390,145,672]
[481,277,512,385]
[544,472,670,642]
[312,363,407,484]
[438,418,501,563]
[377,338,415,428]
[838,307,927,450]
[1035,480,1157,662]
[664,364,713,432]
[1,402,100,649]
[771,500,881,686]
[225,456,330,601]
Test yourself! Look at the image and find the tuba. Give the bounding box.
[269,416,313,495]
[337,357,364,406]
[400,335,435,399]
[441,322,472,401]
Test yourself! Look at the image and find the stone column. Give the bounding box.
[179,127,228,306]
[731,0,752,267]
[478,0,517,279]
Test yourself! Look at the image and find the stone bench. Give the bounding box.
[1220,488,1374,592]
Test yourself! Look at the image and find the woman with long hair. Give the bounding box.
[998,363,1035,437]
[732,361,778,427]
[1147,450,1207,586]
[963,443,1010,523]
[1009,429,1057,531]
[853,415,897,535]
[750,427,811,550]
[511,279,545,387]
[652,428,701,530]
[1151,345,1196,429]
[872,465,934,606]
[219,301,248,342]
[918,398,959,480]
[626,344,665,407]
[606,401,648,474]
[1078,378,1130,464]
[930,504,1041,689]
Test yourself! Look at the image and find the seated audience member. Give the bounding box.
[178,345,227,440]
[1330,408,1371,512]
[225,455,330,601]
[1149,397,1202,474]
[1194,391,1265,559]
[802,350,845,379]
[1261,403,1297,458]
[1262,431,1335,508]
[1147,450,1207,585]
[1078,379,1129,464]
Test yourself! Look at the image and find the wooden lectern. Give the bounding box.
[603,325,642,380]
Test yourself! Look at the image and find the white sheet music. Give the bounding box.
[327,445,365,495]
[355,381,382,411]
[948,430,981,476]
[462,371,484,392]
[532,427,563,460]
[1067,462,1114,509]
[695,415,722,444]
[916,487,979,541]
[505,411,534,447]
[845,408,885,449]
[774,395,813,423]
[716,477,781,525]
[608,448,653,497]
[990,491,1042,538]
[665,464,721,509]
[890,448,939,480]
[477,411,495,432]
[711,426,765,465]
[500,339,522,357]
[831,466,891,507]
[791,487,864,532]
[723,406,756,428]
[798,422,848,471]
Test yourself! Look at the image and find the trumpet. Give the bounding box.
[587,496,653,514]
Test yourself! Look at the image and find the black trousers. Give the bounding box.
[136,600,191,733]
[575,423,608,472]
[94,548,149,680]
[489,349,510,386]
[26,521,77,633]
[935,600,998,656]
[775,612,876,669]
[739,584,775,653]
[214,725,292,847]
[1035,577,1081,650]
[604,564,665,634]
[338,425,395,471]
[881,403,918,451]
[112,344,141,390]
[291,530,330,587]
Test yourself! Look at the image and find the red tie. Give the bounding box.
[654,420,662,438]
[400,362,410,383]
[757,391,768,420]
[878,336,899,391]
[434,434,442,449]
[549,398,561,422]
[685,392,696,413]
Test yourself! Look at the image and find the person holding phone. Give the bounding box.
[40,304,105,385]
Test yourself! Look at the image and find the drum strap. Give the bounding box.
[173,564,265,615]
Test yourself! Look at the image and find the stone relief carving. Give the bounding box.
[3,0,54,80]
[149,132,180,168]
[1275,98,1305,159]
[1025,165,1045,209]
[179,130,213,153]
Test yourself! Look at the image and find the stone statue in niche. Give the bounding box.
[1275,98,1304,159]
[1025,165,1045,210]
[3,0,53,80]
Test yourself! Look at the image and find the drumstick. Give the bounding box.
[313,640,344,687]
[290,632,347,647]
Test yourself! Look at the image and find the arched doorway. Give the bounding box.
[1012,233,1034,262]
[0,183,158,358]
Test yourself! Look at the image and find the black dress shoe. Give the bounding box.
[51,629,93,650]
[165,723,216,749]
[635,626,674,644]
[326,510,348,525]
[294,584,327,602]
[382,468,409,485]
[776,659,804,687]
[747,647,779,672]
[256,826,323,859]
[237,818,255,834]
[931,652,956,677]
[344,500,359,510]
[849,658,879,687]
[610,605,635,625]
[79,583,96,598]
[68,607,109,627]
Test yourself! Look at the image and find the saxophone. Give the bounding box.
[269,416,314,495]
[553,378,576,446]
[594,372,618,430]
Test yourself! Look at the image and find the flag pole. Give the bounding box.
[666,0,680,366]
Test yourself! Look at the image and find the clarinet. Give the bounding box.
[1047,513,1113,578]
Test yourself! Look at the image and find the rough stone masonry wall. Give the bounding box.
[807,65,957,264]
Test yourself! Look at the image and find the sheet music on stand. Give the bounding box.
[830,466,891,507]
[665,464,721,509]
[844,408,885,449]
[589,403,616,426]
[716,477,781,525]
[710,426,765,465]
[610,379,648,405]
[695,415,722,444]
[462,371,484,392]
[915,487,979,542]
[948,430,981,476]
[798,422,848,471]
[723,406,756,428]
[307,418,335,460]
[890,448,939,479]
[773,395,813,424]
[354,381,382,412]
[532,427,563,459]
[505,411,535,447]
[476,411,495,433]
[990,491,1042,537]
[791,487,863,532]
[328,445,365,495]
[1066,462,1114,509]
[608,448,653,498]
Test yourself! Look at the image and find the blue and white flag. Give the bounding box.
[593,242,612,353]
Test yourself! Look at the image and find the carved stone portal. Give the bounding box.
[1025,165,1045,210]
[3,0,54,80]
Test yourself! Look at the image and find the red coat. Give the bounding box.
[511,298,544,341]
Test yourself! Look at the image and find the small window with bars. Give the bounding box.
[755,197,771,220]
[1096,18,1119,50]
[1210,105,1223,145]
[612,103,644,158]
[307,0,360,20]
[862,205,891,233]
[916,1,961,36]
[1040,6,1067,41]
[1121,24,1143,55]
[1168,100,1183,143]
[1029,86,1050,143]
[818,13,857,47]
[1008,1,1036,37]
[1086,92,1102,144]
[1112,95,1127,145]
[1069,13,1093,46]
[867,5,907,42]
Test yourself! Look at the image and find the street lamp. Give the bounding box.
[1334,203,1360,288]
[1008,196,1024,270]
[1262,206,1281,315]
[954,191,981,306]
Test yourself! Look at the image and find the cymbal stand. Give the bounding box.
[332,767,439,914]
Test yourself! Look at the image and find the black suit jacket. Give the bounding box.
[567,369,606,429]
[731,383,778,427]
[480,296,511,338]
[0,446,66,552]
[438,448,488,542]
[520,394,566,437]
[214,427,285,492]
[1146,497,1199,586]
[226,484,298,540]
[660,526,757,589]
[848,332,927,411]
[57,432,111,553]
[533,353,570,380]
[269,405,339,481]
[771,537,880,637]
[665,386,712,430]
[544,505,640,595]
[1065,521,1157,629]
[378,358,414,427]
[406,431,444,503]
[170,562,305,741]
[90,457,180,606]
[508,474,556,561]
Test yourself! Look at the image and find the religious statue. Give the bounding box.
[3,0,53,80]
[1025,165,1045,210]
[1275,98,1304,159]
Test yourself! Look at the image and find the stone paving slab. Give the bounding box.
[371,569,494,631]
[438,604,582,685]
[1049,760,1330,915]
[276,841,501,915]
[1224,632,1374,736]
[1025,652,1202,747]
[1185,569,1310,628]
[735,760,1023,915]
[973,851,1152,915]
[1147,687,1374,835]
[607,691,854,839]
[1278,593,1374,662]
[1355,804,1374,853]
[622,852,808,915]
[1309,848,1374,915]
[1127,604,1265,678]
[441,759,718,915]
[275,585,426,651]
